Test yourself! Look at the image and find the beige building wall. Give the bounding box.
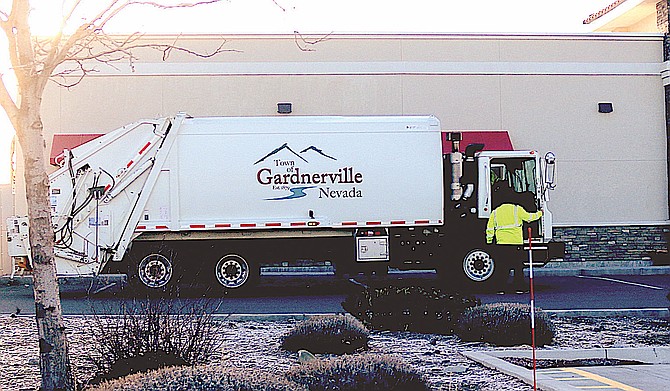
[2,33,668,273]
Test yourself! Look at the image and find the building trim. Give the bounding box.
[109,32,665,41]
[60,61,663,78]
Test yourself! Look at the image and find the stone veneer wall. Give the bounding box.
[553,225,669,263]
[658,0,669,33]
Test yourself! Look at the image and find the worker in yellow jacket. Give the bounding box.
[486,202,542,294]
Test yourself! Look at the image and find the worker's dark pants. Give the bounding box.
[492,245,526,291]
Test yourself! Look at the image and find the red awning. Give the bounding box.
[442,131,513,154]
[50,133,103,166]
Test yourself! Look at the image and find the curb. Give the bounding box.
[529,265,670,277]
[481,347,670,364]
[546,308,670,318]
[41,313,342,322]
[208,313,344,321]
[462,351,578,391]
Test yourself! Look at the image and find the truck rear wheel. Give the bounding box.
[214,254,257,289]
[136,253,173,289]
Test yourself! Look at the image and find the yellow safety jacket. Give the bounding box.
[486,204,542,245]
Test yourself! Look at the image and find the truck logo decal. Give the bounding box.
[255,144,363,201]
[299,146,337,161]
[265,186,316,200]
[254,143,309,165]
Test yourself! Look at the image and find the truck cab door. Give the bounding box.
[477,154,545,238]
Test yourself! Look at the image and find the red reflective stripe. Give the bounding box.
[155,225,168,230]
[136,225,146,230]
[415,220,430,224]
[215,223,231,228]
[366,221,382,225]
[265,223,281,227]
[391,220,406,225]
[138,142,151,155]
[126,160,134,168]
[290,222,306,227]
[240,223,256,228]
[104,184,111,192]
[190,224,206,228]
[342,222,358,226]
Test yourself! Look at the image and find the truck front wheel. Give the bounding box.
[214,254,256,289]
[137,253,173,289]
[462,248,496,283]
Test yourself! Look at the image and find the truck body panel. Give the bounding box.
[21,115,444,277]
[143,116,444,231]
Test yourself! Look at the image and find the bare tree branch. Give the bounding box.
[31,1,231,90]
[0,74,19,129]
[271,0,286,12]
[125,0,225,10]
[293,31,333,52]
[1,1,247,390]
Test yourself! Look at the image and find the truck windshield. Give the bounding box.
[490,158,537,195]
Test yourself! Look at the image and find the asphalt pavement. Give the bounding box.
[1,266,669,317]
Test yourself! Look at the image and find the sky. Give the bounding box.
[0,0,627,184]
[25,0,618,35]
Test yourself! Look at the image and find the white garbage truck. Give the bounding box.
[7,113,562,290]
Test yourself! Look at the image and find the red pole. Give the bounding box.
[528,227,537,391]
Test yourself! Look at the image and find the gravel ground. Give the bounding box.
[1,315,669,391]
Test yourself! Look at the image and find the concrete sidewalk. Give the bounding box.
[531,264,670,277]
[463,347,670,391]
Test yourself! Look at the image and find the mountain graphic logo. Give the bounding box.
[299,146,337,161]
[254,143,337,165]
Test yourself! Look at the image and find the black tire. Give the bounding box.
[213,253,259,290]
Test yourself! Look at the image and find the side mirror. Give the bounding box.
[544,152,556,189]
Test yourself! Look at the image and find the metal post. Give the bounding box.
[89,185,106,262]
[528,227,537,391]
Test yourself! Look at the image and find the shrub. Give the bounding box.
[342,285,480,333]
[456,302,555,346]
[86,364,307,391]
[287,354,431,391]
[82,298,224,384]
[281,314,370,354]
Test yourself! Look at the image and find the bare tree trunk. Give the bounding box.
[0,3,229,389]
[16,92,74,390]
